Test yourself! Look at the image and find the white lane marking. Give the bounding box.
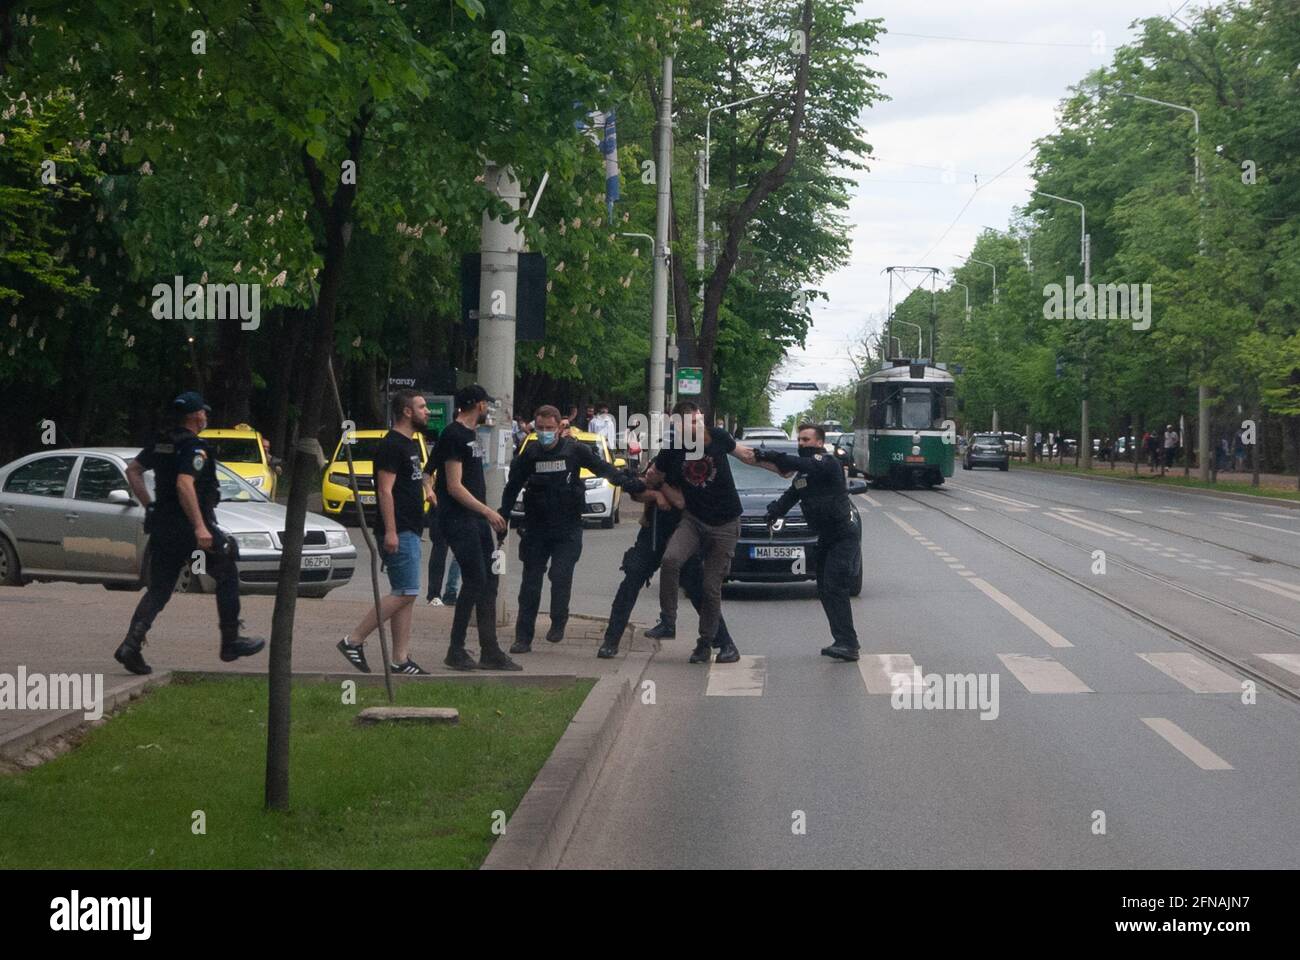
[858,654,919,694]
[957,570,978,577]
[1046,511,1133,540]
[1141,718,1233,770]
[860,493,882,507]
[1237,578,1300,603]
[705,655,767,696]
[1217,516,1300,537]
[1006,507,1031,513]
[963,488,1040,509]
[1137,652,1242,693]
[898,505,922,512]
[1109,508,1143,514]
[1264,513,1299,521]
[967,578,1072,648]
[955,506,976,511]
[1257,654,1300,678]
[997,654,1092,693]
[1157,508,1191,515]
[884,513,923,538]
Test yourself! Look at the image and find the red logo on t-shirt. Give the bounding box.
[682,456,717,488]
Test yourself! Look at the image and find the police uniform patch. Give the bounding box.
[192,451,207,472]
[536,459,567,473]
[814,454,824,461]
[795,477,808,489]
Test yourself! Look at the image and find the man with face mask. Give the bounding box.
[432,384,519,671]
[755,423,862,660]
[499,405,645,652]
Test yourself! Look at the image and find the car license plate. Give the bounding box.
[750,545,804,560]
[302,556,331,569]
[905,455,925,463]
[359,494,376,505]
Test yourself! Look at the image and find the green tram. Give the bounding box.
[852,359,956,488]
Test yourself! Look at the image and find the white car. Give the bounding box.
[0,447,356,598]
[738,426,789,441]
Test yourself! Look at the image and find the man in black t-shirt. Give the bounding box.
[653,400,763,665]
[337,390,431,675]
[431,384,521,672]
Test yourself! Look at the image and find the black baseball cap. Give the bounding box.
[455,384,495,411]
[172,391,212,414]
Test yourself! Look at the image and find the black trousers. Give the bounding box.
[442,515,499,652]
[604,522,734,647]
[816,532,860,649]
[129,521,240,638]
[515,525,583,643]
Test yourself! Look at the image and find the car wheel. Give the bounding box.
[600,514,615,529]
[850,561,863,597]
[999,462,1009,471]
[0,535,23,586]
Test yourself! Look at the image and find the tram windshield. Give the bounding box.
[867,382,952,430]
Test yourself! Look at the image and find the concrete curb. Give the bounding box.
[1017,464,1300,509]
[480,650,652,870]
[0,671,172,762]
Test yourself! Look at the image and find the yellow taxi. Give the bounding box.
[200,423,279,498]
[510,428,627,528]
[321,429,430,523]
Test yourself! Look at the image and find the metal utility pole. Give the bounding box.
[1035,191,1092,469]
[883,266,944,360]
[650,54,673,447]
[696,148,706,302]
[477,162,523,625]
[969,257,997,303]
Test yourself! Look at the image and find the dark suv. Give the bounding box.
[963,433,1009,471]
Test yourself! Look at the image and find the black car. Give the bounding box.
[825,432,860,477]
[963,433,1009,471]
[727,440,864,595]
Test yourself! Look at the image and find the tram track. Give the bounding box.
[884,487,1300,706]
[956,472,1300,574]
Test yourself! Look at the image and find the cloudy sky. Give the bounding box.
[769,0,1191,425]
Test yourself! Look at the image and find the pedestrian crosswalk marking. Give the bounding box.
[1141,718,1232,770]
[1137,652,1241,693]
[1258,654,1300,678]
[858,654,919,694]
[705,655,767,697]
[998,654,1092,693]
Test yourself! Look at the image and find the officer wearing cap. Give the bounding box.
[114,391,265,674]
[755,423,862,661]
[499,404,645,653]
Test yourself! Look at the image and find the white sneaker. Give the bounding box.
[427,597,444,606]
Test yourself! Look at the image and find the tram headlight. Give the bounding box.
[911,445,921,456]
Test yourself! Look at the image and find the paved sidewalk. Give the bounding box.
[0,582,653,742]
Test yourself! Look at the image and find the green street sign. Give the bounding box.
[677,366,703,396]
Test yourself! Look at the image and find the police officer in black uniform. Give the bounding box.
[114,392,265,675]
[499,404,645,653]
[756,423,862,661]
[597,463,738,659]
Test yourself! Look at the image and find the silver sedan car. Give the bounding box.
[0,447,357,598]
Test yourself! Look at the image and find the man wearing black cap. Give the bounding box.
[114,391,265,674]
[430,384,520,671]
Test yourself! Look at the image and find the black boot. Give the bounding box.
[444,645,478,671]
[114,623,152,675]
[544,619,566,644]
[688,640,713,664]
[479,639,523,672]
[715,639,741,664]
[219,621,266,662]
[820,643,860,662]
[644,618,675,640]
[509,637,533,654]
[597,636,620,659]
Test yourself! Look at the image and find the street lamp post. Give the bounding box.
[894,317,924,359]
[1034,190,1092,469]
[950,281,970,325]
[968,258,997,304]
[1119,91,1210,479]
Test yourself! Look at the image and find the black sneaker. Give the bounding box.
[444,647,477,671]
[644,619,676,640]
[441,591,459,605]
[390,659,430,675]
[820,644,860,662]
[336,637,371,673]
[220,623,266,662]
[545,624,565,644]
[509,638,533,654]
[479,651,523,672]
[114,629,152,675]
[715,640,741,664]
[597,639,620,659]
[688,640,712,664]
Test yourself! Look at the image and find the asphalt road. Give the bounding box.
[556,468,1300,869]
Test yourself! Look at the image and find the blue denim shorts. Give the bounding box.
[383,530,422,596]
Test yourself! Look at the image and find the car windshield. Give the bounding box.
[217,463,269,502]
[332,438,385,464]
[206,437,262,464]
[730,455,797,491]
[974,435,1003,444]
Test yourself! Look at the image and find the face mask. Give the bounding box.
[539,430,557,446]
[798,444,818,458]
